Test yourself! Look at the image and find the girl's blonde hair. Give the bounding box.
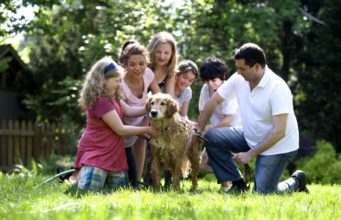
[79,56,124,110]
[147,31,177,78]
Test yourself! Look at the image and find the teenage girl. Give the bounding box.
[119,41,160,187]
[148,31,178,95]
[173,60,199,118]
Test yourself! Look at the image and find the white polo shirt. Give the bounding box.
[217,66,299,155]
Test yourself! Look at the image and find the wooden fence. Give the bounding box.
[0,120,74,172]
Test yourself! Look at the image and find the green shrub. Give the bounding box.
[296,140,341,184]
[38,154,75,175]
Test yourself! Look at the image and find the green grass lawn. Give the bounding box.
[0,172,340,220]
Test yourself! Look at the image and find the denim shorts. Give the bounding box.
[78,166,128,192]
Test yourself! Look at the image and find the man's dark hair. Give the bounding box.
[234,43,266,68]
[200,56,228,81]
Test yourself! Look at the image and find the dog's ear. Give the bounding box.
[166,98,180,118]
[145,97,152,112]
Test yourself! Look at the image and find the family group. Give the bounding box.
[68,31,308,195]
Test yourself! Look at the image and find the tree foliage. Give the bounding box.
[296,140,341,183]
[1,0,340,151]
[295,0,341,150]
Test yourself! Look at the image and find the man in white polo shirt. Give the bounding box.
[194,43,308,194]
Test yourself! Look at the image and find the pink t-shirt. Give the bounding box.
[121,67,154,147]
[74,96,128,172]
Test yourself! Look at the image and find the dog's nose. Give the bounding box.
[150,110,158,117]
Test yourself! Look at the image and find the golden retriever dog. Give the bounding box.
[145,93,203,190]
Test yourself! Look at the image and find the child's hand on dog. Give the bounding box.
[147,126,158,138]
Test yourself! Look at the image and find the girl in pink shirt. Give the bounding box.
[119,41,160,187]
[74,56,156,192]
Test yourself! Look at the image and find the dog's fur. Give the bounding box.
[145,93,203,190]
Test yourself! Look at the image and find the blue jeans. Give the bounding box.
[205,126,298,194]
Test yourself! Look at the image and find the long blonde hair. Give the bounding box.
[79,56,124,110]
[147,31,177,78]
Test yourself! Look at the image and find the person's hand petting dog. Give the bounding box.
[139,127,157,141]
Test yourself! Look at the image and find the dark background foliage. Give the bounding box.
[1,0,340,153]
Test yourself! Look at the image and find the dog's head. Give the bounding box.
[145,93,179,119]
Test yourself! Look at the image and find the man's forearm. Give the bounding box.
[249,114,288,157]
[248,129,285,157]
